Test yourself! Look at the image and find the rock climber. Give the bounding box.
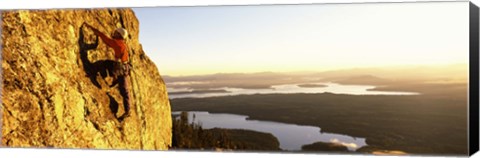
[83,22,132,120]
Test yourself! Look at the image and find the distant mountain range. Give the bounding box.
[163,64,468,89]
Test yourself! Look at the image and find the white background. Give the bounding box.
[0,0,477,158]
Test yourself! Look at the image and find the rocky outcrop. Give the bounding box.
[1,9,172,150]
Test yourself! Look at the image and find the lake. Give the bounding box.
[172,111,367,151]
[167,82,419,99]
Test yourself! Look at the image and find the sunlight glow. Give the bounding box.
[134,2,468,76]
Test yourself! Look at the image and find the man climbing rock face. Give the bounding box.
[83,23,132,121]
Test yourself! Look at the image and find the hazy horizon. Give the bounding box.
[160,62,468,77]
[133,2,468,76]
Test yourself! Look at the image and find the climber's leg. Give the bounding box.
[113,62,132,121]
[119,75,131,116]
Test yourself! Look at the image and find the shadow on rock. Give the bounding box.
[78,25,120,88]
[107,93,119,116]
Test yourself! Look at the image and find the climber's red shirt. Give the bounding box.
[92,29,129,63]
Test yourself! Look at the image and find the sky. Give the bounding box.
[132,2,468,76]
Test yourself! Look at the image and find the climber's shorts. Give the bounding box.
[112,62,130,77]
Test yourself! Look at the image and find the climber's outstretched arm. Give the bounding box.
[84,23,116,48]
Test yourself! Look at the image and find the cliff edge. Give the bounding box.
[1,9,172,150]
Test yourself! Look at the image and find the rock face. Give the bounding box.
[1,9,172,150]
